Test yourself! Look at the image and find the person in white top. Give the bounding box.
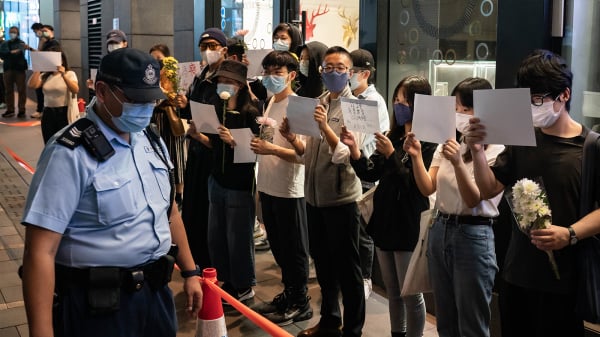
[27,52,79,143]
[250,50,312,326]
[403,77,504,337]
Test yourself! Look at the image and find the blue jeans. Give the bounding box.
[376,248,426,337]
[427,217,498,337]
[207,175,256,290]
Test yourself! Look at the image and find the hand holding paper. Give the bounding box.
[190,101,221,134]
[340,98,381,134]
[30,51,62,72]
[411,94,456,144]
[286,95,321,137]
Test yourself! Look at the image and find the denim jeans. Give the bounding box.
[207,175,256,290]
[427,217,498,337]
[376,248,426,337]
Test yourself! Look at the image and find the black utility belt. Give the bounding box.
[437,212,496,226]
[55,254,175,293]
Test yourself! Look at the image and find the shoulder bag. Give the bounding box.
[401,207,436,296]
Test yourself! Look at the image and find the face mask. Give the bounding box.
[201,49,222,65]
[262,75,288,94]
[107,43,124,53]
[108,88,155,132]
[35,31,42,38]
[272,39,290,51]
[42,31,50,38]
[531,99,563,128]
[299,60,309,77]
[455,112,471,134]
[9,33,17,40]
[349,73,361,91]
[321,71,349,93]
[394,103,412,126]
[216,83,238,98]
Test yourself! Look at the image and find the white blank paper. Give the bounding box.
[411,94,456,144]
[190,101,221,134]
[230,128,256,163]
[30,51,62,72]
[286,95,321,138]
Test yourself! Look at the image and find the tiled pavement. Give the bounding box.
[0,99,439,337]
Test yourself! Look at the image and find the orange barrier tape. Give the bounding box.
[4,147,35,174]
[0,120,41,127]
[174,264,293,337]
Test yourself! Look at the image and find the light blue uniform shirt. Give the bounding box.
[22,104,173,268]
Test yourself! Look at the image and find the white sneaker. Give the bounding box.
[31,111,42,118]
[0,103,6,109]
[364,278,373,300]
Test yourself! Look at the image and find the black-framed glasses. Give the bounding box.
[320,65,349,74]
[531,93,554,106]
[199,42,220,51]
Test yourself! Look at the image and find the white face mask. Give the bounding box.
[107,43,124,53]
[349,73,361,91]
[299,60,309,77]
[531,99,563,128]
[201,49,222,65]
[455,112,471,134]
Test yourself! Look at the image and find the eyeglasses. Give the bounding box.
[199,42,220,51]
[531,93,556,106]
[320,65,349,74]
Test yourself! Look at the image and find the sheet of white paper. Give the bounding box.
[411,94,456,144]
[286,95,321,138]
[340,97,381,134]
[246,49,273,78]
[190,101,220,134]
[30,51,62,72]
[178,61,202,93]
[90,68,97,83]
[230,128,256,163]
[474,88,536,146]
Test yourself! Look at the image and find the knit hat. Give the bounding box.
[199,28,227,47]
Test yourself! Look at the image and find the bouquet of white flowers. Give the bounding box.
[510,178,560,279]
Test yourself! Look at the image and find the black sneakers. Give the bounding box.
[2,111,15,118]
[264,296,313,326]
[221,285,255,306]
[252,291,288,315]
[17,111,26,118]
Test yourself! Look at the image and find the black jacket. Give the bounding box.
[0,38,27,71]
[351,135,437,251]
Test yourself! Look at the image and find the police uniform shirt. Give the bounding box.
[22,102,173,268]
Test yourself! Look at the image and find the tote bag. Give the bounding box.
[401,208,435,296]
[67,93,79,124]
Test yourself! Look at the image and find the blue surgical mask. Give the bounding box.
[109,88,155,132]
[321,71,349,93]
[272,39,290,51]
[394,103,412,126]
[262,75,288,94]
[299,60,309,77]
[216,83,238,98]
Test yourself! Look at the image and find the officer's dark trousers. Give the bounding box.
[307,202,365,337]
[53,283,177,337]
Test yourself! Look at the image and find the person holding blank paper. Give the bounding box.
[404,77,504,337]
[341,75,435,337]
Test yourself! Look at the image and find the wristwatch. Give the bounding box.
[180,264,201,278]
[568,226,579,246]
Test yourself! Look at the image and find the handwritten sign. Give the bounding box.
[340,97,381,134]
[178,61,203,94]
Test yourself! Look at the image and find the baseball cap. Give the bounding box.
[350,49,375,71]
[215,60,248,86]
[199,28,227,47]
[96,48,165,102]
[106,29,127,44]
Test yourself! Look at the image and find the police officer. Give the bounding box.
[21,48,203,337]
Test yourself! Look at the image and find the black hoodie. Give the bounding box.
[295,41,328,98]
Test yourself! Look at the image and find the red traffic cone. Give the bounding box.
[196,268,228,337]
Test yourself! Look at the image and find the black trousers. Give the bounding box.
[41,106,68,144]
[260,192,309,298]
[307,202,365,337]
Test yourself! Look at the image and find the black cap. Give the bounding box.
[215,60,247,85]
[106,29,127,44]
[199,28,227,47]
[350,49,375,71]
[97,48,165,102]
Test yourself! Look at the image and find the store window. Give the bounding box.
[2,0,41,63]
[388,0,497,98]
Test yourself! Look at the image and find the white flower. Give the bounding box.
[219,91,231,100]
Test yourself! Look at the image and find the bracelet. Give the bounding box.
[180,264,201,278]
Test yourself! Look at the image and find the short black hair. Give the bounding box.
[9,26,19,35]
[261,50,299,72]
[149,44,171,58]
[42,24,54,31]
[451,77,493,108]
[31,23,43,30]
[517,49,573,110]
[323,46,353,68]
[226,37,247,61]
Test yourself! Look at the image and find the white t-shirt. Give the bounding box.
[432,142,505,216]
[43,71,77,108]
[256,96,305,198]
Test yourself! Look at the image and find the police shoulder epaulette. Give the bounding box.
[56,118,95,149]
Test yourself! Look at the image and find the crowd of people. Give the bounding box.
[13,21,600,337]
